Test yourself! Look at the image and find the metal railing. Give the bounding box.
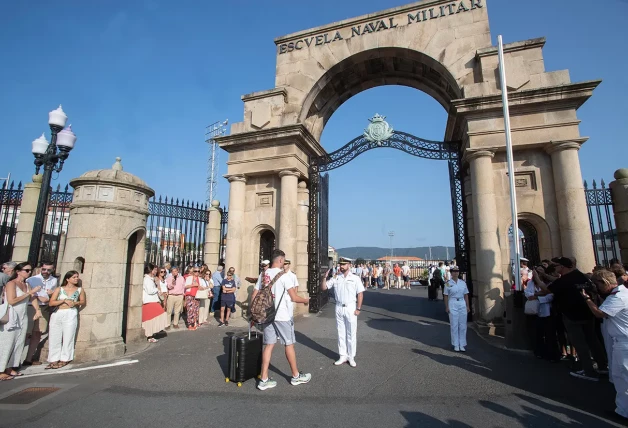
[0,181,23,263]
[584,179,618,266]
[145,196,209,269]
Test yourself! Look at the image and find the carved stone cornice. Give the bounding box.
[462,149,496,164]
[278,169,301,179]
[544,138,588,155]
[225,174,246,183]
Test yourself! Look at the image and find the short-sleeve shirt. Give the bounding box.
[548,269,593,321]
[402,266,410,276]
[600,285,628,339]
[393,267,401,277]
[444,279,469,300]
[254,268,295,322]
[26,274,58,306]
[221,278,237,302]
[325,272,365,306]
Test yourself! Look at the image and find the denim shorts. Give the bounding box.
[263,321,296,346]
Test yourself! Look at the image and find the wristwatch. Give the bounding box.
[357,307,361,311]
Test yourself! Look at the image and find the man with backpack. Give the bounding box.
[249,249,311,391]
[430,262,445,301]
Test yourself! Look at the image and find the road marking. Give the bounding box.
[417,321,431,325]
[15,359,139,379]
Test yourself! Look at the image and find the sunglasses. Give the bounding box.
[21,268,32,273]
[160,270,166,273]
[193,270,200,273]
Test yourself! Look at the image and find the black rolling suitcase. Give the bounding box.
[428,279,438,301]
[226,323,263,387]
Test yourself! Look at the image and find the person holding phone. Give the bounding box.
[321,257,365,368]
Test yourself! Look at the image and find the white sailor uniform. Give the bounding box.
[326,272,365,359]
[444,278,469,349]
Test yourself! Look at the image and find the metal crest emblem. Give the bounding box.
[363,114,394,144]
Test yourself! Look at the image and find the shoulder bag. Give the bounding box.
[195,279,209,300]
[0,288,10,325]
[524,299,540,315]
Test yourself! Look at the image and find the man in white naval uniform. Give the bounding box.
[321,257,365,367]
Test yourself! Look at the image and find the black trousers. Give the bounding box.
[535,316,561,361]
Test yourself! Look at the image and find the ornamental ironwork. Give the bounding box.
[584,179,618,266]
[307,117,469,313]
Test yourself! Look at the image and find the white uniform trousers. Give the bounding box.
[602,320,613,382]
[611,338,628,418]
[48,309,78,362]
[336,305,358,359]
[448,299,467,348]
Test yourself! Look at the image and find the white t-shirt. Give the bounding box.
[401,265,410,276]
[600,285,628,339]
[254,267,295,322]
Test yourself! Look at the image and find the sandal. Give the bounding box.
[148,337,158,343]
[45,363,59,370]
[0,374,13,381]
[9,371,23,377]
[57,362,69,368]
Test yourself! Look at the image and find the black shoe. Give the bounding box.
[218,322,225,327]
[225,322,229,327]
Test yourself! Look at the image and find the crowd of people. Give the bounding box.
[331,262,414,290]
[518,256,628,420]
[0,261,86,380]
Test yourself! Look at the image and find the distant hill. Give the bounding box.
[336,246,455,261]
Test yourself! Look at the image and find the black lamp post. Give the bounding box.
[27,105,77,266]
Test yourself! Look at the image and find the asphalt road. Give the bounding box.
[0,286,624,428]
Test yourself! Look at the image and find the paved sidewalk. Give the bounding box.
[0,287,624,428]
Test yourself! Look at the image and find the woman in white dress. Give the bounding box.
[0,262,42,380]
[197,269,213,325]
[142,264,169,343]
[443,266,470,352]
[47,270,86,369]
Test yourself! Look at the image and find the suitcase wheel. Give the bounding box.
[225,378,229,383]
[237,382,242,387]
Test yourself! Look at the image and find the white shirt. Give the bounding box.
[326,272,365,306]
[444,266,451,281]
[401,265,410,276]
[158,279,168,293]
[444,278,469,300]
[524,279,553,318]
[26,274,58,306]
[143,275,161,304]
[600,285,628,339]
[255,269,269,289]
[254,267,295,322]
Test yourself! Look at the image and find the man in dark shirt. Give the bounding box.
[545,257,608,381]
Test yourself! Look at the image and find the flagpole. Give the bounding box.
[497,35,521,292]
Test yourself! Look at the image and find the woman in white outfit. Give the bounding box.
[197,269,213,325]
[47,270,86,369]
[142,263,169,342]
[0,262,42,380]
[443,266,470,352]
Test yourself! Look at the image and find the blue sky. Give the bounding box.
[1,0,626,249]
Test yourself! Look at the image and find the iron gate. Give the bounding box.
[307,129,468,313]
[584,179,618,266]
[0,181,23,263]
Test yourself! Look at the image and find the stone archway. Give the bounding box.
[216,0,599,328]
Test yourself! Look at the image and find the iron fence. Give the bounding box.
[0,181,23,263]
[145,196,209,269]
[584,179,618,267]
[39,184,73,264]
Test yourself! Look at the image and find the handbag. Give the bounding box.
[0,289,9,325]
[195,279,209,299]
[524,299,540,315]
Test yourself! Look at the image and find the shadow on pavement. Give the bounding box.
[360,289,618,426]
[295,331,337,360]
[400,411,472,428]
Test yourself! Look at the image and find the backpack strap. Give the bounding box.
[264,271,285,290]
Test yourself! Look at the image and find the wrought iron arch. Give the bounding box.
[307,128,470,313]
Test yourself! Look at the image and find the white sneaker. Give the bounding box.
[349,359,357,367]
[454,347,460,352]
[460,346,466,352]
[291,372,311,386]
[334,357,348,366]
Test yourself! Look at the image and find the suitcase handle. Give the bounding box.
[246,316,259,340]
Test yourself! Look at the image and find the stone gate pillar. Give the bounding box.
[610,168,628,264]
[12,175,42,262]
[296,180,309,310]
[279,170,300,261]
[60,158,154,362]
[547,141,595,271]
[204,200,222,269]
[466,150,503,327]
[225,175,246,274]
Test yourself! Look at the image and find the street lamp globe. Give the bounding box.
[56,125,77,151]
[31,133,49,155]
[48,105,67,128]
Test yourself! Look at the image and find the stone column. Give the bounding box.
[547,141,595,271]
[278,170,300,261]
[60,158,154,362]
[204,200,222,269]
[467,150,504,326]
[295,181,310,312]
[225,175,246,276]
[12,175,42,262]
[610,168,628,264]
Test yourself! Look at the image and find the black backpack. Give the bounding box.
[433,268,443,281]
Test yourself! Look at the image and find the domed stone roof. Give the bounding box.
[73,157,150,188]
